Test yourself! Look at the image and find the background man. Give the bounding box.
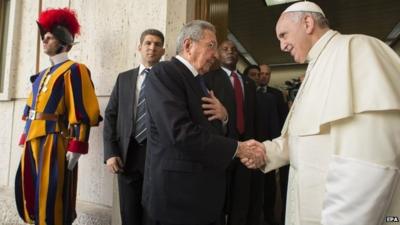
[142,20,265,225]
[256,64,288,225]
[243,65,260,84]
[15,8,101,225]
[204,40,259,225]
[258,64,288,127]
[103,29,165,225]
[244,2,400,225]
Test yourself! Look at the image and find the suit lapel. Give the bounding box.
[171,57,205,98]
[131,67,139,119]
[242,74,252,118]
[219,68,235,94]
[171,57,224,132]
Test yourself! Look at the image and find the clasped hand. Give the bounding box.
[236,139,266,169]
[201,90,228,122]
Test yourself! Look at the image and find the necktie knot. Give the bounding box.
[143,68,150,75]
[231,71,237,78]
[231,71,239,79]
[258,86,267,93]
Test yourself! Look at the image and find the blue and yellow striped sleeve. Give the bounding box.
[64,63,101,154]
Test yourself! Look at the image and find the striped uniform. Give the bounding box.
[15,60,101,225]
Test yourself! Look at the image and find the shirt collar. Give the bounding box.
[257,85,268,91]
[176,55,199,77]
[50,52,69,65]
[221,66,238,77]
[306,30,338,63]
[139,64,151,75]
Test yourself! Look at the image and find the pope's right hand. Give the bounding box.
[106,156,124,174]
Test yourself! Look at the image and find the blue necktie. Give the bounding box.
[196,75,209,96]
[135,68,150,143]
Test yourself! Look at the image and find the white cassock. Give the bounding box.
[262,30,400,225]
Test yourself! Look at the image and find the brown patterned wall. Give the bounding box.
[195,0,229,43]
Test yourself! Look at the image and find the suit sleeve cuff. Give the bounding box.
[222,114,228,126]
[67,140,89,154]
[233,141,239,159]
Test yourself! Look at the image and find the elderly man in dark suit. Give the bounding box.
[204,40,259,225]
[103,29,165,225]
[142,20,265,225]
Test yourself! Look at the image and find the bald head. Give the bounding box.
[276,5,330,63]
[259,64,271,86]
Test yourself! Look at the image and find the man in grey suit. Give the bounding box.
[103,29,165,225]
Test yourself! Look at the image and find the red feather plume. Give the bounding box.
[37,8,80,36]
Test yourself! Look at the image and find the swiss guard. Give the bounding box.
[15,7,102,225]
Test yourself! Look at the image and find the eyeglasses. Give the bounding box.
[194,39,217,50]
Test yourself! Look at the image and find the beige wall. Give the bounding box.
[269,64,307,89]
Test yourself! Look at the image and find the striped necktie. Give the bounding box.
[134,68,150,143]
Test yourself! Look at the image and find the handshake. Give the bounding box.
[236,139,266,169]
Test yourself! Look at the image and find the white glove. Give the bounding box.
[66,152,81,170]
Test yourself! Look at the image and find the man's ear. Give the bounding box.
[138,43,142,51]
[303,14,315,34]
[65,45,72,52]
[183,38,192,53]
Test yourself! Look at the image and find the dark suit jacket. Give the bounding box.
[103,67,146,172]
[142,57,237,224]
[203,68,257,224]
[203,67,256,140]
[255,86,288,141]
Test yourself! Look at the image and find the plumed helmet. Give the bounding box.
[37,8,80,45]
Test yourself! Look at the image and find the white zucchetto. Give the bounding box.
[283,1,325,17]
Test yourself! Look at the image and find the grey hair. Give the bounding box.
[287,11,330,29]
[175,20,216,54]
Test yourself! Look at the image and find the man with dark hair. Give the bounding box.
[140,29,165,46]
[243,65,260,84]
[142,20,265,225]
[103,28,165,225]
[204,40,259,225]
[15,8,101,225]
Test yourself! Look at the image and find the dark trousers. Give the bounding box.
[263,166,289,225]
[118,171,144,225]
[263,171,277,225]
[226,162,264,225]
[118,139,150,225]
[246,170,264,225]
[226,160,251,225]
[279,165,289,223]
